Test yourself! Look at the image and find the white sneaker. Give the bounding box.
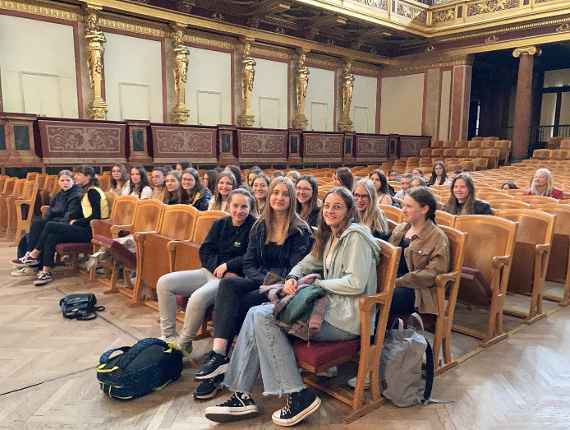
[347,375,371,390]
[316,366,338,378]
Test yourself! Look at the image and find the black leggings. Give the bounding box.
[28,218,47,251]
[390,287,416,317]
[213,277,266,341]
[34,221,91,268]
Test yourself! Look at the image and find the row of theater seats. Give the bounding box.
[532,148,570,160]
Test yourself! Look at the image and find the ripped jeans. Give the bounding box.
[223,303,356,396]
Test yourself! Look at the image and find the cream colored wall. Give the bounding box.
[251,58,288,129]
[544,69,570,87]
[104,33,163,122]
[439,70,452,141]
[305,67,335,132]
[0,15,78,117]
[351,74,378,133]
[186,47,232,126]
[380,73,424,135]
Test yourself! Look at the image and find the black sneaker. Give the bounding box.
[205,392,259,423]
[12,253,40,267]
[33,271,53,287]
[195,351,229,380]
[193,374,225,400]
[272,388,321,427]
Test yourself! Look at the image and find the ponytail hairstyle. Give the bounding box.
[408,186,437,222]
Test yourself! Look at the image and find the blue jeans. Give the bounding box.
[223,303,356,396]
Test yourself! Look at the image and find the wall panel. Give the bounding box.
[380,73,424,135]
[251,58,287,129]
[104,32,163,122]
[351,74,377,133]
[0,15,78,117]
[187,47,232,126]
[439,70,452,141]
[305,67,335,132]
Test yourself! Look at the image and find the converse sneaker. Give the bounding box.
[10,266,37,277]
[205,392,259,423]
[193,374,225,400]
[195,351,229,380]
[169,340,193,361]
[272,388,321,427]
[33,271,53,287]
[12,253,40,267]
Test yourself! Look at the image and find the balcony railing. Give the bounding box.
[296,0,570,34]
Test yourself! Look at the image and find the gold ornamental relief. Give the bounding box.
[467,0,519,17]
[432,8,456,24]
[512,45,542,57]
[171,25,190,124]
[338,60,355,133]
[84,8,108,120]
[293,50,310,130]
[238,39,256,128]
[0,0,79,21]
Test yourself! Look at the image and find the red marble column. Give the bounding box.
[512,46,541,160]
[450,62,472,142]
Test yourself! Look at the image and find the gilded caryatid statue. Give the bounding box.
[238,39,256,127]
[171,25,190,124]
[338,60,355,132]
[293,50,310,130]
[84,8,108,120]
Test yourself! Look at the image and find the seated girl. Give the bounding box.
[388,187,450,318]
[150,166,167,201]
[109,164,128,195]
[445,173,493,215]
[526,168,564,199]
[121,165,153,199]
[194,177,312,392]
[204,186,380,426]
[333,166,354,191]
[369,169,393,205]
[208,171,237,213]
[162,170,183,205]
[353,179,389,240]
[12,170,82,277]
[14,166,109,286]
[251,174,270,216]
[181,168,211,210]
[157,189,256,360]
[295,175,321,228]
[428,161,450,186]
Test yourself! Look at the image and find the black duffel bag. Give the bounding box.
[59,293,105,321]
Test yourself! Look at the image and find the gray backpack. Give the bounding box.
[380,317,434,407]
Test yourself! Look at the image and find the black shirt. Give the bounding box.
[199,214,256,275]
[398,237,411,277]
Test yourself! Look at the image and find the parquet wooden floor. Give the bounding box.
[2,239,570,429]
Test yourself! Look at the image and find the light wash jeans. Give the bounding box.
[156,268,219,347]
[223,303,357,396]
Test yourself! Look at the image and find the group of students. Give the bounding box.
[9,160,563,426]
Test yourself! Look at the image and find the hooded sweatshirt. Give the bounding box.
[46,185,82,223]
[288,222,381,335]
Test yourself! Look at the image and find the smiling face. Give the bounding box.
[151,170,165,187]
[401,194,428,224]
[229,193,251,226]
[323,192,348,230]
[533,173,547,188]
[296,179,313,205]
[217,176,234,198]
[353,184,370,212]
[269,183,290,213]
[252,177,268,201]
[165,174,180,192]
[58,174,73,191]
[181,172,196,190]
[130,168,141,185]
[453,178,470,203]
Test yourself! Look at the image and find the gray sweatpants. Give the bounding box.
[156,268,220,347]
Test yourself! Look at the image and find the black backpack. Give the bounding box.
[97,338,183,400]
[59,293,105,321]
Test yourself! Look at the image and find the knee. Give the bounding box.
[156,274,172,295]
[251,305,274,331]
[217,278,237,298]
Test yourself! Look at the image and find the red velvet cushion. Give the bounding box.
[293,339,359,369]
[109,241,136,269]
[55,243,91,255]
[92,235,114,247]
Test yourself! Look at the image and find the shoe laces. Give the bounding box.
[220,392,247,407]
[281,394,294,417]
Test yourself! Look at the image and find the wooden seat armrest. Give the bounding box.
[359,292,389,312]
[491,255,511,269]
[535,243,550,255]
[167,239,200,252]
[133,231,159,242]
[111,224,134,237]
[435,272,459,290]
[15,199,33,207]
[535,243,551,278]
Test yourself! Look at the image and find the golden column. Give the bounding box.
[293,49,310,130]
[338,60,355,132]
[171,25,190,124]
[84,8,108,120]
[237,38,256,127]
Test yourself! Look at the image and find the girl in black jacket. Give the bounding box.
[181,168,211,210]
[12,170,82,275]
[195,177,312,384]
[157,188,256,361]
[14,166,109,286]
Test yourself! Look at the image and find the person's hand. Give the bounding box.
[303,274,319,284]
[283,278,298,295]
[69,219,76,225]
[213,263,228,278]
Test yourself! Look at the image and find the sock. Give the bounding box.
[213,344,226,356]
